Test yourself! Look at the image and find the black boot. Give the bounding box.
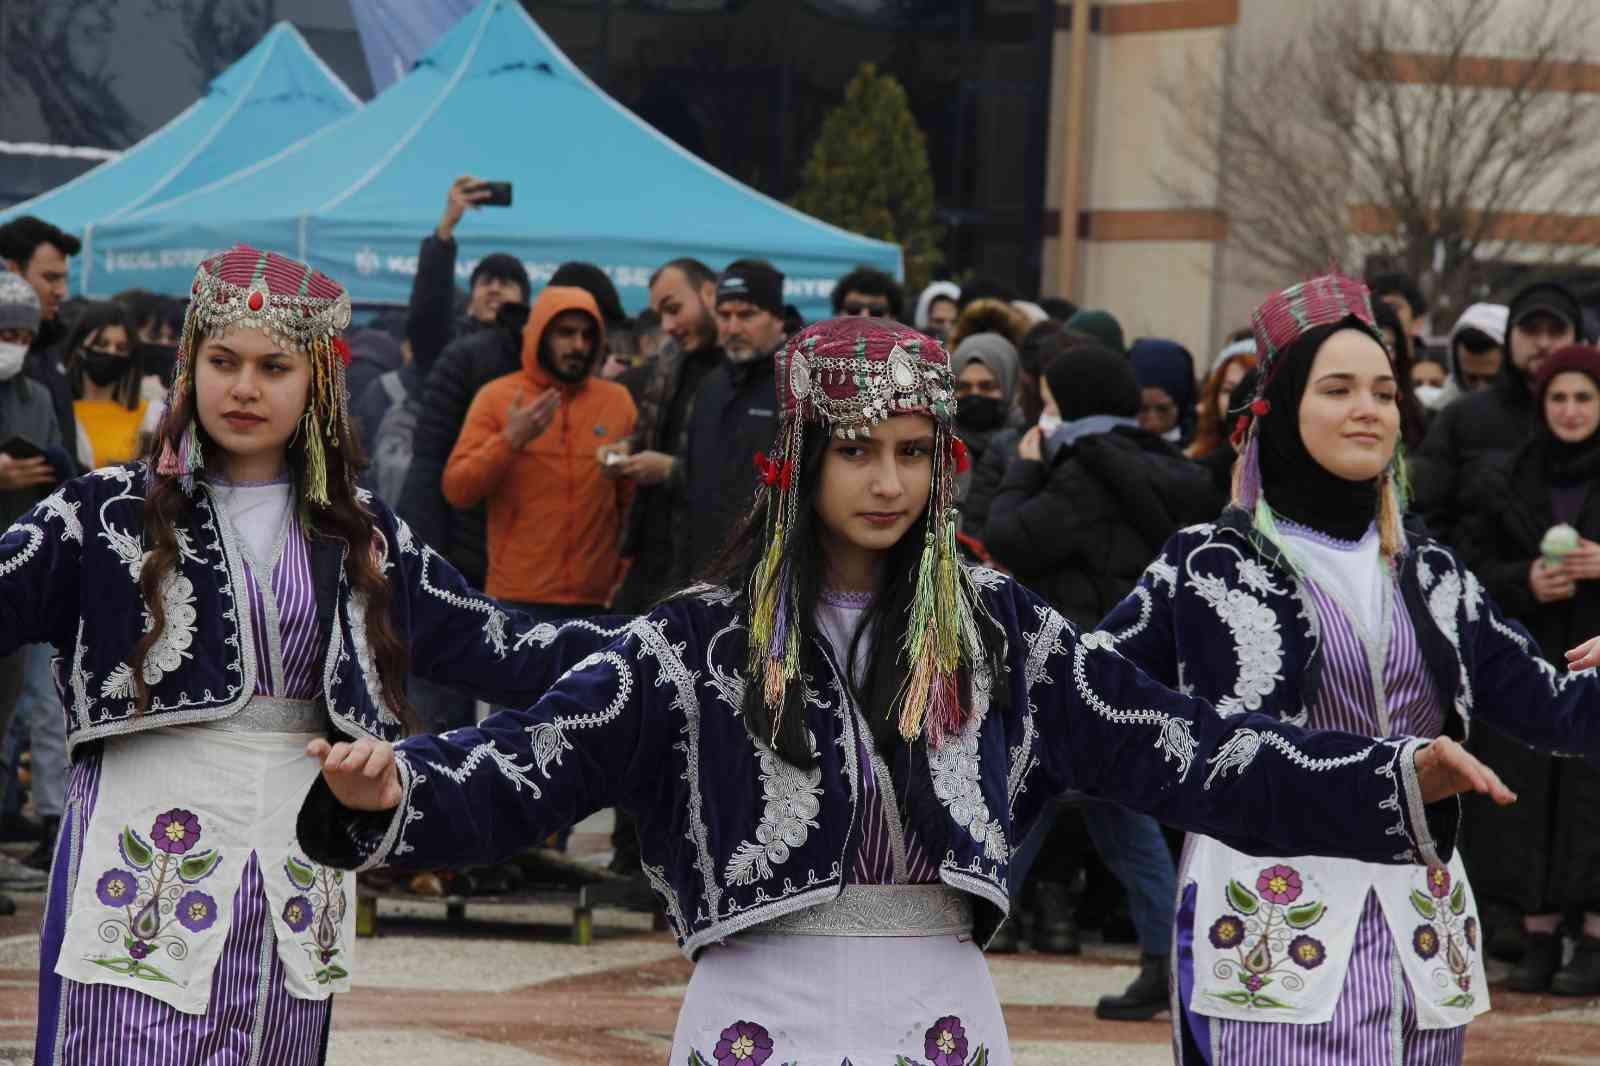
[1551,935,1600,997]
[1032,881,1081,955]
[1507,931,1563,993]
[23,816,58,872]
[1096,954,1169,1021]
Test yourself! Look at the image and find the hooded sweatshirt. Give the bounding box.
[443,286,637,605]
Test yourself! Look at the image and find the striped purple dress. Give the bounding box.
[1176,527,1467,1065]
[36,490,332,1066]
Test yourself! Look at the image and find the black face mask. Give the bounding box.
[80,349,127,388]
[955,394,1007,434]
[137,343,178,389]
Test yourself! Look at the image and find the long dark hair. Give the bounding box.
[705,421,1007,771]
[65,301,142,409]
[133,349,419,731]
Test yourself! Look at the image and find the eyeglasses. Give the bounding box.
[841,302,889,318]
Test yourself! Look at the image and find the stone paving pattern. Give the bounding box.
[0,823,1596,1064]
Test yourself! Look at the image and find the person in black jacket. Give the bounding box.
[985,341,1218,1019]
[682,260,786,578]
[0,216,82,475]
[1411,281,1583,540]
[1454,343,1600,997]
[406,176,531,375]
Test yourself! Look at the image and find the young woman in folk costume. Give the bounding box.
[300,316,1512,1066]
[0,245,615,1066]
[1094,271,1600,1065]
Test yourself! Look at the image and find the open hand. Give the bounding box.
[306,738,402,812]
[1567,634,1600,671]
[1413,736,1515,807]
[503,388,560,449]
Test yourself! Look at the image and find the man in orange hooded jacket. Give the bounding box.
[443,285,636,621]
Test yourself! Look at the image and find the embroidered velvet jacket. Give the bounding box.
[299,570,1455,959]
[0,463,608,753]
[1096,509,1600,765]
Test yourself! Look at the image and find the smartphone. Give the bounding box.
[0,435,45,461]
[479,181,513,207]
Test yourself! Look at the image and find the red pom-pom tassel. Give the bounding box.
[332,337,352,368]
[950,437,971,474]
[1250,398,1270,417]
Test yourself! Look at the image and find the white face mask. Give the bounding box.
[1038,412,1062,435]
[0,342,26,382]
[1414,383,1447,410]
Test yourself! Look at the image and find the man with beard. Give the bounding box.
[1412,280,1584,539]
[442,286,636,626]
[682,260,787,578]
[605,258,723,611]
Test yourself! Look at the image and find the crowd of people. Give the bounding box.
[0,173,1598,1065]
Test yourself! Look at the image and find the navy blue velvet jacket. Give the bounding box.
[1096,509,1600,762]
[0,463,606,753]
[299,571,1454,958]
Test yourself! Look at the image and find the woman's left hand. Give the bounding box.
[1018,426,1043,462]
[1413,736,1516,807]
[1561,539,1600,581]
[1567,634,1600,671]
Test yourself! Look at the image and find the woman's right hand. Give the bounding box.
[306,738,402,811]
[1530,558,1577,603]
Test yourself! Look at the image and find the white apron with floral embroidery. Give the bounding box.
[1187,838,1488,1031]
[55,720,356,1014]
[673,929,1009,1066]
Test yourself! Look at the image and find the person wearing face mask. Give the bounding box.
[1409,352,1451,417]
[1097,271,1600,1064]
[950,331,1020,514]
[1411,282,1584,542]
[65,302,148,468]
[1453,344,1600,996]
[985,340,1216,1014]
[442,285,635,628]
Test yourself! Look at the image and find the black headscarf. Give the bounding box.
[1257,317,1392,542]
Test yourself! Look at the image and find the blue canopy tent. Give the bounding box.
[2,22,359,269]
[84,0,901,320]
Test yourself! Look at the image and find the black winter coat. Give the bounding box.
[404,234,480,373]
[1452,440,1600,912]
[394,303,528,588]
[960,426,1021,545]
[1410,377,1539,542]
[682,353,777,580]
[984,427,1219,629]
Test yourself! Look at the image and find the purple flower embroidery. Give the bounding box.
[129,940,152,960]
[283,896,313,934]
[1288,935,1326,970]
[176,890,217,933]
[1413,925,1440,960]
[924,1015,968,1066]
[151,809,202,855]
[1426,864,1451,899]
[1256,865,1302,905]
[1244,974,1265,992]
[712,1020,772,1066]
[96,869,137,907]
[1463,916,1478,951]
[1209,916,1245,950]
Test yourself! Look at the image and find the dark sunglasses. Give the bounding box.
[842,302,889,318]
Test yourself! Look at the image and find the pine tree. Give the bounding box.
[793,63,943,294]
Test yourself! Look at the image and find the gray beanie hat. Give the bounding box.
[0,272,40,335]
[951,331,1020,403]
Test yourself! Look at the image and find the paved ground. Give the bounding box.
[2,818,1598,1064]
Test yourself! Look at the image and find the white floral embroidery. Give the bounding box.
[681,582,738,606]
[930,667,1008,863]
[1070,637,1197,780]
[724,733,824,886]
[1236,558,1285,597]
[99,662,136,701]
[347,592,401,727]
[67,620,92,730]
[640,860,688,936]
[394,517,418,557]
[968,565,1009,591]
[139,570,197,685]
[1146,556,1179,596]
[0,525,42,579]
[1188,546,1284,716]
[705,619,747,711]
[1009,606,1068,810]
[425,740,542,794]
[1202,728,1261,788]
[528,649,634,777]
[37,489,82,544]
[416,548,508,658]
